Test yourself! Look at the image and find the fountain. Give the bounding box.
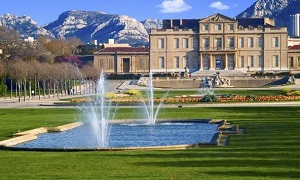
[82,70,110,148]
[7,70,221,150]
[143,70,166,125]
[198,77,214,96]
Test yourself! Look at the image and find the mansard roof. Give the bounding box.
[162,19,199,30]
[236,18,275,28]
[94,47,149,54]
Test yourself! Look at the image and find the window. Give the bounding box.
[298,57,300,67]
[138,59,144,70]
[174,38,179,49]
[289,57,294,68]
[248,37,254,48]
[216,24,222,31]
[273,55,279,67]
[158,38,164,49]
[203,24,209,31]
[240,56,244,68]
[183,38,189,48]
[248,56,254,67]
[159,57,165,68]
[215,38,222,48]
[258,55,263,68]
[228,24,234,30]
[99,59,105,68]
[273,37,279,47]
[203,38,210,48]
[174,56,180,68]
[239,37,244,48]
[258,36,263,47]
[107,59,114,69]
[228,37,234,48]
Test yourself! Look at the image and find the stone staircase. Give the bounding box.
[191,70,247,77]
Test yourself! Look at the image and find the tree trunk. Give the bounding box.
[43,81,46,99]
[38,81,41,100]
[29,80,32,99]
[23,80,27,102]
[15,82,17,98]
[18,82,21,102]
[10,80,12,99]
[48,81,50,99]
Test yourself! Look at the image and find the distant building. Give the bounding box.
[288,45,300,71]
[103,39,130,48]
[24,36,35,43]
[93,45,149,74]
[288,38,300,47]
[288,14,300,38]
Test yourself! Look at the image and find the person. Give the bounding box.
[31,90,35,97]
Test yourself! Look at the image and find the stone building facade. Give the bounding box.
[149,13,290,74]
[93,46,149,75]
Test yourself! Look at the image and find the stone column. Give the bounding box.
[209,54,214,70]
[224,54,228,70]
[199,54,203,70]
[234,53,238,70]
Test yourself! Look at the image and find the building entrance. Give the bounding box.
[123,58,130,73]
[215,57,223,70]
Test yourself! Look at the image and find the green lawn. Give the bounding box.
[0,107,300,179]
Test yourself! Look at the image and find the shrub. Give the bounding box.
[246,94,257,101]
[200,95,218,102]
[105,92,118,99]
[292,90,300,96]
[282,88,292,96]
[124,89,142,96]
[0,84,7,96]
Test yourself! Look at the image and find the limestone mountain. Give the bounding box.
[236,0,300,27]
[0,13,54,38]
[43,10,149,46]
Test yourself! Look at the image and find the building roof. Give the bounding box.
[94,47,149,54]
[236,18,274,28]
[163,19,199,31]
[289,44,300,50]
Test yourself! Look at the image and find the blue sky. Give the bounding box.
[1,0,255,25]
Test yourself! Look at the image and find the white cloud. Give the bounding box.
[158,0,192,13]
[209,1,230,10]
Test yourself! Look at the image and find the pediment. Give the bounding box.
[201,13,235,22]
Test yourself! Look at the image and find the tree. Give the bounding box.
[0,60,7,97]
[81,63,100,94]
[0,26,21,60]
[7,58,28,102]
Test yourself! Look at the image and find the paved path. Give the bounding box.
[1,79,300,109]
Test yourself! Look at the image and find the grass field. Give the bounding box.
[0,107,299,179]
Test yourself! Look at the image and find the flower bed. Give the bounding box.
[70,94,300,104]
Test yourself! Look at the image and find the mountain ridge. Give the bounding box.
[236,0,300,27]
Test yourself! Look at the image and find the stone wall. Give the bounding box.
[151,77,278,88]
